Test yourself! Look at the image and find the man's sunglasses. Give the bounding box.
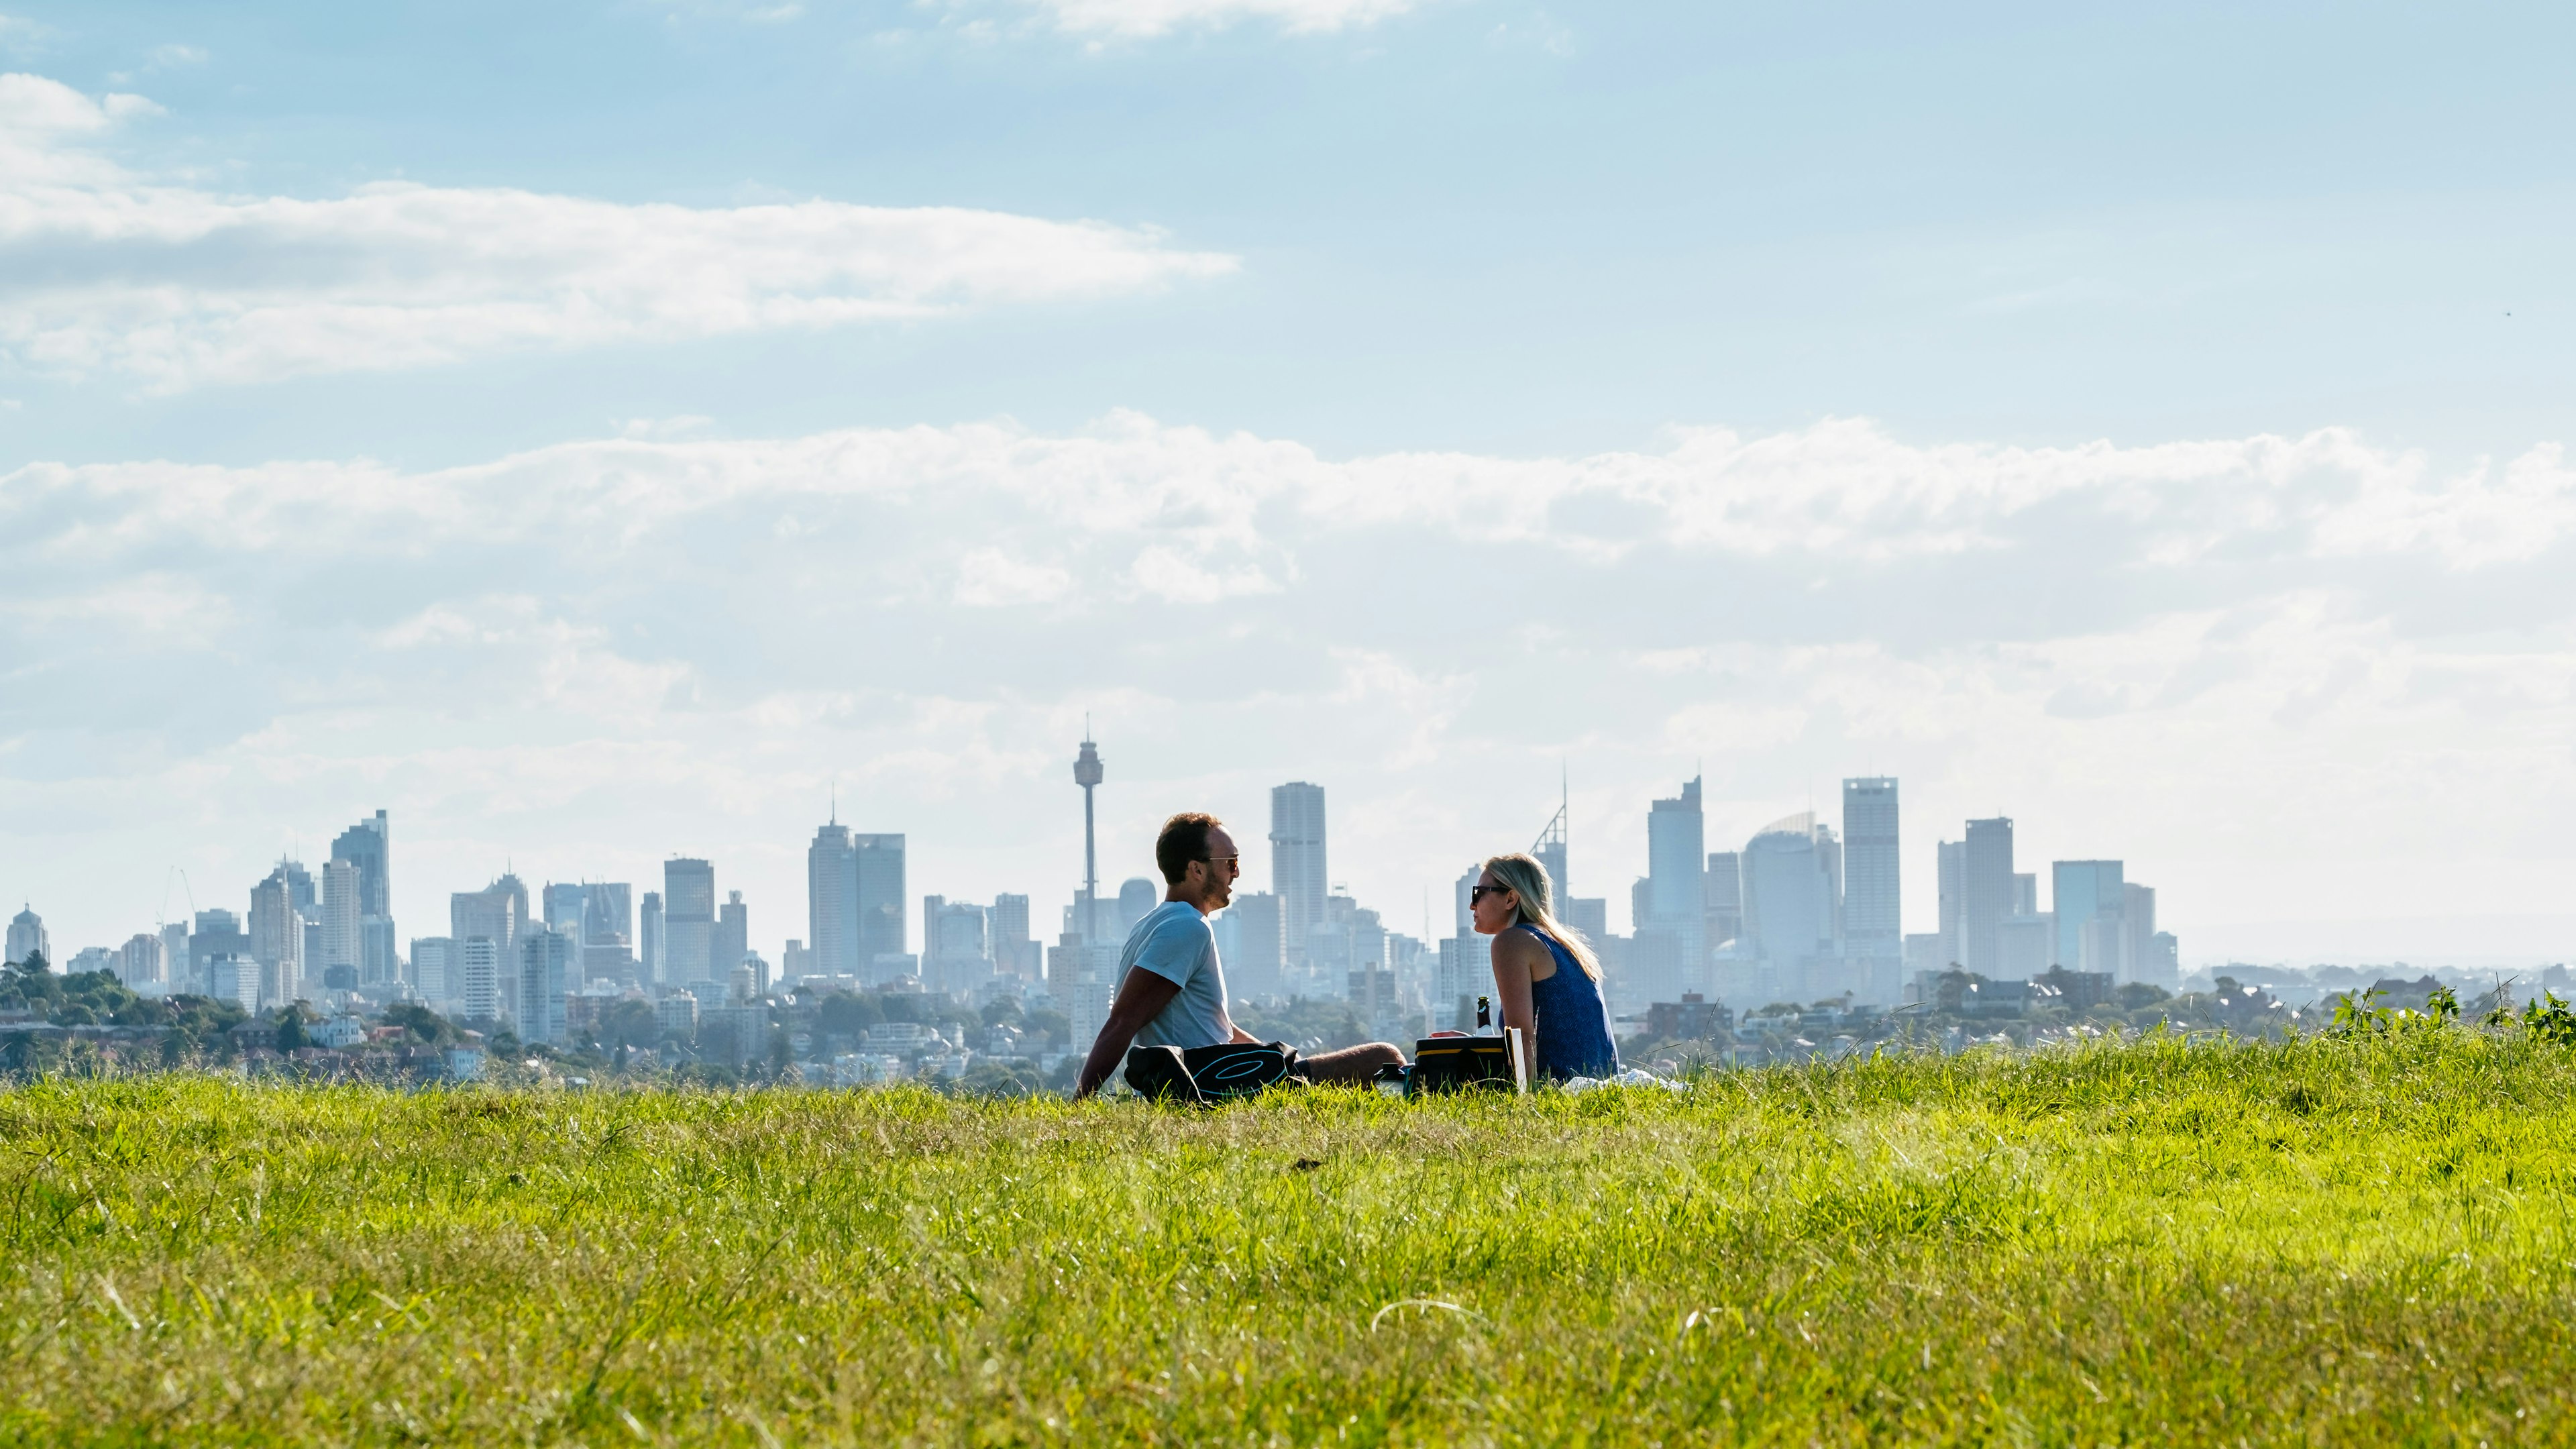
[1469,884,1513,904]
[1198,855,1241,871]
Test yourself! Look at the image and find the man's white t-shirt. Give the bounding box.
[1120,900,1231,1051]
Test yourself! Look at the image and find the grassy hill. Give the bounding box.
[3,1030,2572,1444]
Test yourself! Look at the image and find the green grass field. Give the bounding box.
[5,1032,2575,1445]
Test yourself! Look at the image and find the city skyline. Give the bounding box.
[13,750,2206,1009]
[5,7,2575,973]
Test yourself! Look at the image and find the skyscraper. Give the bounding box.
[584,883,632,946]
[663,859,716,986]
[1534,781,1569,910]
[330,810,390,917]
[1960,817,2015,975]
[853,835,907,977]
[1223,892,1283,1001]
[118,932,166,989]
[189,909,247,993]
[715,890,749,977]
[1116,878,1159,935]
[808,822,860,977]
[330,810,394,984]
[1704,852,1743,950]
[2051,861,2125,968]
[249,865,305,1000]
[519,929,573,1045]
[411,936,455,1012]
[1936,840,1964,967]
[924,896,990,993]
[639,892,665,983]
[1640,775,1706,996]
[991,893,1033,979]
[5,906,48,967]
[458,936,503,1022]
[450,876,525,974]
[543,883,591,942]
[1841,778,1900,967]
[1270,782,1328,966]
[321,859,363,981]
[1739,813,1841,996]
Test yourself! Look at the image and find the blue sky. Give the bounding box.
[3,0,2573,966]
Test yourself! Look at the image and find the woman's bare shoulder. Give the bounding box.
[1491,925,1552,971]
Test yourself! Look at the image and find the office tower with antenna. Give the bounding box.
[1533,771,1569,910]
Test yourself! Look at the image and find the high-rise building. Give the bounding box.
[1841,778,1900,969]
[639,892,664,982]
[1270,783,1328,965]
[1738,813,1842,998]
[330,810,391,917]
[1116,878,1159,936]
[1640,776,1706,996]
[2012,873,2038,917]
[584,884,632,946]
[991,894,1034,979]
[1565,898,1609,945]
[715,891,749,977]
[1224,892,1283,1001]
[458,936,503,1022]
[1704,853,1743,950]
[9,906,55,966]
[321,859,363,981]
[117,932,166,989]
[663,859,716,987]
[249,865,305,1000]
[2051,861,2125,969]
[924,896,991,993]
[1960,818,2015,975]
[189,909,247,992]
[450,876,525,977]
[542,883,590,941]
[808,822,861,977]
[158,922,190,993]
[519,929,573,1045]
[854,835,907,979]
[411,936,455,1012]
[1936,840,1964,967]
[1534,784,1570,910]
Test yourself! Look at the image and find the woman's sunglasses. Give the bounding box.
[1468,884,1513,904]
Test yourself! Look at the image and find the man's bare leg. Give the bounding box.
[1299,1042,1405,1084]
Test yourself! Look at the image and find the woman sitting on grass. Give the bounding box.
[1472,852,1619,1083]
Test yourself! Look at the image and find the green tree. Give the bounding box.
[382,1002,449,1044]
[1024,1007,1071,1047]
[275,1010,309,1053]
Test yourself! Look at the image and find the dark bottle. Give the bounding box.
[1476,995,1493,1031]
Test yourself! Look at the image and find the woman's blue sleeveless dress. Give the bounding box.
[1519,924,1619,1081]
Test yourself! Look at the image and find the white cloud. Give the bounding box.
[0,73,1236,391]
[987,0,1429,38]
[6,413,2576,962]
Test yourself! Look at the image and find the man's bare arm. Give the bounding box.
[1073,969,1183,1097]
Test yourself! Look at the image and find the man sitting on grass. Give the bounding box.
[1074,811,1405,1098]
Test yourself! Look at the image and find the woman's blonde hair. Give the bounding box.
[1481,851,1603,981]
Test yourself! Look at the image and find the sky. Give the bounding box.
[3,0,2573,969]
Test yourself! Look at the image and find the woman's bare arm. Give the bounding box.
[1490,928,1544,1042]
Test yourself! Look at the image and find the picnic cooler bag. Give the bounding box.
[1124,1041,1304,1102]
[1408,1034,1517,1094]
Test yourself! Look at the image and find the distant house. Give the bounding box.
[1644,994,1735,1042]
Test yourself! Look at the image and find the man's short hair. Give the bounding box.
[1155,812,1224,884]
